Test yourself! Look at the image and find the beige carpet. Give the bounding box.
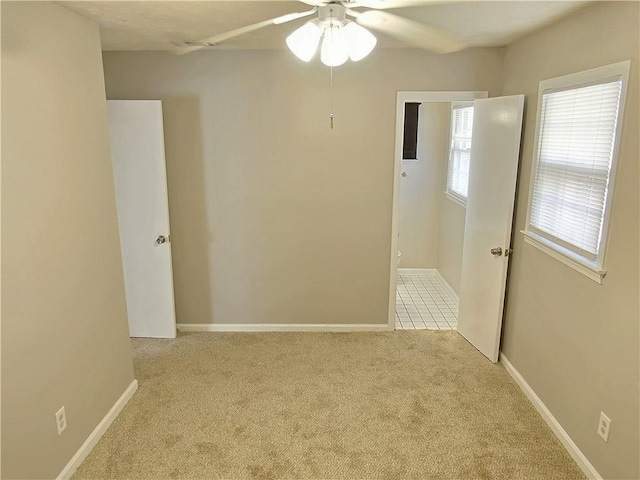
[73,331,584,480]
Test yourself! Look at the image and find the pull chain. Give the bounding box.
[329,66,335,129]
[328,11,335,130]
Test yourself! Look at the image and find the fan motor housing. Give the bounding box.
[318,4,347,24]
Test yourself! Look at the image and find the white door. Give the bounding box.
[108,100,177,339]
[457,95,524,362]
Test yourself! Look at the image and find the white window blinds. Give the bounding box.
[529,79,623,261]
[447,105,474,201]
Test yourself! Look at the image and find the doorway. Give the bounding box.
[396,99,466,330]
[389,91,487,332]
[389,92,525,363]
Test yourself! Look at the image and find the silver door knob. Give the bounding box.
[155,235,169,245]
[490,247,503,256]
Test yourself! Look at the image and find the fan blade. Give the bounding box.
[347,0,446,8]
[298,0,328,6]
[174,8,317,54]
[350,10,465,53]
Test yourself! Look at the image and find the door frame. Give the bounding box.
[388,91,488,330]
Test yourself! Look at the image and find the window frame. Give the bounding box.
[522,61,630,284]
[445,101,475,207]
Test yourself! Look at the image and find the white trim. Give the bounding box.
[433,270,459,305]
[500,354,602,480]
[177,323,392,332]
[56,380,138,480]
[444,191,466,209]
[389,91,489,331]
[398,268,436,275]
[537,61,630,94]
[522,230,605,284]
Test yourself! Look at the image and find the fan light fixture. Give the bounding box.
[286,4,377,67]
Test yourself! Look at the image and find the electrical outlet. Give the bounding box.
[597,412,611,442]
[55,407,67,435]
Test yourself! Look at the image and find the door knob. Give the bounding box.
[490,247,503,256]
[155,235,170,245]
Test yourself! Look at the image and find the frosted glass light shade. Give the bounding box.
[342,22,377,61]
[320,25,348,67]
[286,22,323,62]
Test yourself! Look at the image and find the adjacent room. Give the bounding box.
[395,100,470,330]
[2,1,638,479]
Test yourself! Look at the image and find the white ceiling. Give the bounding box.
[59,1,592,52]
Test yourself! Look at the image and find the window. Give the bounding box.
[402,102,421,160]
[523,61,630,283]
[446,103,474,205]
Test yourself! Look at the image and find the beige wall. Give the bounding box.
[398,102,450,269]
[436,196,465,295]
[103,48,503,326]
[1,3,135,479]
[500,2,639,479]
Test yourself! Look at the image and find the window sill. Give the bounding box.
[444,191,466,208]
[521,230,606,284]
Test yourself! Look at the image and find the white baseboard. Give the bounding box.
[177,323,392,333]
[398,268,437,275]
[499,354,601,480]
[433,270,459,305]
[56,379,138,480]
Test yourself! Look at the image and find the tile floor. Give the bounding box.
[395,272,458,330]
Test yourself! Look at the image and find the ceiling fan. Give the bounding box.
[173,0,467,66]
